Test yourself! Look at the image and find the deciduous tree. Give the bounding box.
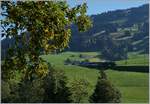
[1,1,92,80]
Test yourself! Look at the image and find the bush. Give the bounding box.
[43,68,72,103]
[2,64,72,103]
[79,54,83,58]
[17,79,45,103]
[84,59,90,62]
[70,79,89,103]
[64,58,72,64]
[70,55,75,57]
[89,70,121,103]
[1,80,11,103]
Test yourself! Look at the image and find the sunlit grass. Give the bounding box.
[41,51,149,103]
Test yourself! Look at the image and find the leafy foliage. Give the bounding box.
[17,79,45,103]
[1,1,92,80]
[2,65,72,103]
[43,68,72,103]
[70,79,89,103]
[1,1,92,103]
[1,80,11,102]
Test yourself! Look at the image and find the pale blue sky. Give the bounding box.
[67,0,149,15]
[1,0,149,40]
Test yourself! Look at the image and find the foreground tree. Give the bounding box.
[1,1,92,80]
[1,1,92,103]
[1,80,11,102]
[17,67,71,103]
[43,67,72,103]
[17,79,45,103]
[89,70,121,103]
[70,79,89,103]
[2,64,71,103]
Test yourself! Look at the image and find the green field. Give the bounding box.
[116,52,149,66]
[41,52,149,103]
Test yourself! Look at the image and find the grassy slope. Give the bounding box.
[41,52,149,103]
[116,52,149,66]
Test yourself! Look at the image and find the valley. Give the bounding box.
[41,51,149,103]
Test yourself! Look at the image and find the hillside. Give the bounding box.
[1,4,149,60]
[68,4,149,55]
[1,1,149,103]
[40,52,149,103]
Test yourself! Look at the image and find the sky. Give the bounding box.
[1,0,149,40]
[67,0,149,15]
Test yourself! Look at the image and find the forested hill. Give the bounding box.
[1,4,149,60]
[68,4,149,54]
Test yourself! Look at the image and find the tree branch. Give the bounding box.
[1,13,9,17]
[1,25,7,33]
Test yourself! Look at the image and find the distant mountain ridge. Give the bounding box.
[1,4,149,60]
[68,4,149,54]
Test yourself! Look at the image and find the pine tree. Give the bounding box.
[89,70,121,103]
[43,67,72,103]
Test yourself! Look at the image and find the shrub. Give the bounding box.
[2,64,74,103]
[65,58,72,64]
[79,54,83,58]
[43,68,72,103]
[70,55,75,57]
[1,80,11,103]
[84,59,90,62]
[17,79,45,103]
[70,79,89,103]
[2,79,21,103]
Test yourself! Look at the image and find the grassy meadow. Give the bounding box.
[41,52,149,103]
[116,52,149,66]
